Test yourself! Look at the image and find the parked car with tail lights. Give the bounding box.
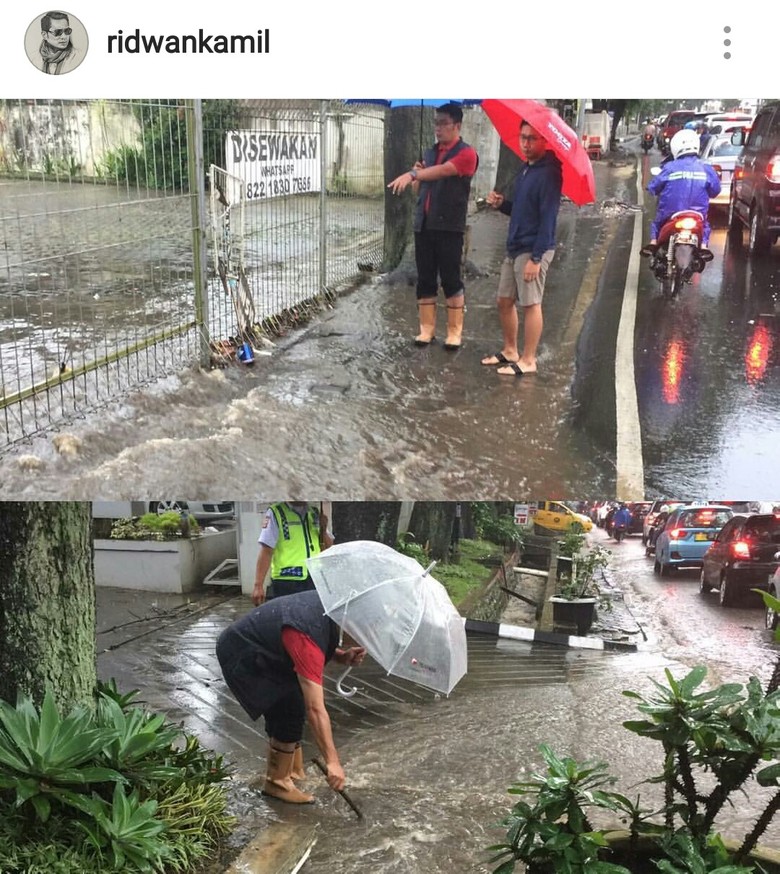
[700,512,780,607]
[728,100,780,256]
[701,134,743,210]
[653,505,733,577]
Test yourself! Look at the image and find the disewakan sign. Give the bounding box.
[224,130,321,202]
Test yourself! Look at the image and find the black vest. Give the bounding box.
[232,590,340,673]
[413,139,477,234]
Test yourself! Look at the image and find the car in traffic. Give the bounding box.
[627,501,652,536]
[653,505,733,577]
[728,99,780,255]
[642,500,685,546]
[659,110,699,153]
[532,500,593,534]
[701,112,753,132]
[700,512,780,607]
[701,134,744,210]
[149,500,235,521]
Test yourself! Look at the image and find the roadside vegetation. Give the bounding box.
[397,503,525,608]
[0,682,234,873]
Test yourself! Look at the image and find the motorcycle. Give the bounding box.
[613,522,627,543]
[641,133,654,154]
[641,209,714,299]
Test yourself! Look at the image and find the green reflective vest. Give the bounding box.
[269,503,321,581]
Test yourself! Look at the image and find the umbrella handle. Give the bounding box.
[336,666,358,698]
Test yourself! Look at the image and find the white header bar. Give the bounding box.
[1,0,766,97]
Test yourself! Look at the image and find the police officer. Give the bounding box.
[252,502,333,605]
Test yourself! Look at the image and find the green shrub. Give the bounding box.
[110,512,199,541]
[0,682,235,873]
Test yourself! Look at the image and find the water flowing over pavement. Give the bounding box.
[2,161,637,499]
[95,528,780,872]
[4,146,779,499]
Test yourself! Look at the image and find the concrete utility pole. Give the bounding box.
[575,99,587,138]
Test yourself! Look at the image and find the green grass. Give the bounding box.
[433,539,507,607]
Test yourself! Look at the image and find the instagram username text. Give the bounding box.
[107,28,270,54]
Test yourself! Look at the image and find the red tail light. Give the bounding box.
[767,159,780,183]
[731,540,751,559]
[675,217,698,231]
[734,167,744,180]
[712,164,723,178]
[670,529,687,540]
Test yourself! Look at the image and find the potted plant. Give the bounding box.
[550,538,612,636]
[486,659,780,873]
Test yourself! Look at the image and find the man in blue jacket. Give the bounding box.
[645,128,721,251]
[481,121,563,376]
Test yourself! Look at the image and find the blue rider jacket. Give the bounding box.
[648,154,721,241]
[613,507,632,527]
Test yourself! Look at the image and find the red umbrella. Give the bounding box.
[481,99,596,206]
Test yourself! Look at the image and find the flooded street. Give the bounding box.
[1,163,635,498]
[2,145,779,498]
[298,532,780,873]
[95,527,780,874]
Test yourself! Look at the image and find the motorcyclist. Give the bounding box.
[642,118,657,139]
[612,503,632,531]
[642,129,721,255]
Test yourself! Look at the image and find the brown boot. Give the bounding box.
[444,304,464,350]
[261,745,314,804]
[415,301,437,346]
[290,744,306,782]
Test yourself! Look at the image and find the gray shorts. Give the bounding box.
[497,250,555,306]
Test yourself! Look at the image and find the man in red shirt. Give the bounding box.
[216,590,365,804]
[388,103,478,350]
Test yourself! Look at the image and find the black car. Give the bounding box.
[700,513,780,606]
[728,100,780,255]
[627,501,652,536]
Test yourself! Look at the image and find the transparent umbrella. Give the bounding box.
[306,540,468,697]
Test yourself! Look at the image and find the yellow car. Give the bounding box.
[532,501,593,534]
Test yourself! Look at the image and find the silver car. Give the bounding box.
[701,134,744,208]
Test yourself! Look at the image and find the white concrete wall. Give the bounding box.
[95,529,237,593]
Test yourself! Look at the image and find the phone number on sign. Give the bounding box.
[246,177,313,199]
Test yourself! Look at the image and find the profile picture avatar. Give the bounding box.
[25,10,88,74]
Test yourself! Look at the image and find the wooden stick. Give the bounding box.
[311,758,364,819]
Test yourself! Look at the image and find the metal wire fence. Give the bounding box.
[0,98,386,447]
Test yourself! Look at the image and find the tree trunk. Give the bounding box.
[382,106,425,271]
[494,141,524,199]
[0,502,96,712]
[331,502,402,547]
[408,502,457,561]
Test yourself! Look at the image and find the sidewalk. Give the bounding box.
[95,558,647,874]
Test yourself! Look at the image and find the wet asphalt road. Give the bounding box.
[1,143,779,499]
[634,148,780,498]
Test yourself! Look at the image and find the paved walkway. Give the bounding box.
[95,574,646,873]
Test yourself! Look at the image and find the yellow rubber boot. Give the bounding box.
[291,744,306,782]
[261,746,314,804]
[444,304,464,350]
[415,300,437,346]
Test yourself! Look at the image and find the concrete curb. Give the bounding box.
[225,823,318,874]
[464,618,639,652]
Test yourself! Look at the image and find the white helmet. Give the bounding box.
[670,129,700,159]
